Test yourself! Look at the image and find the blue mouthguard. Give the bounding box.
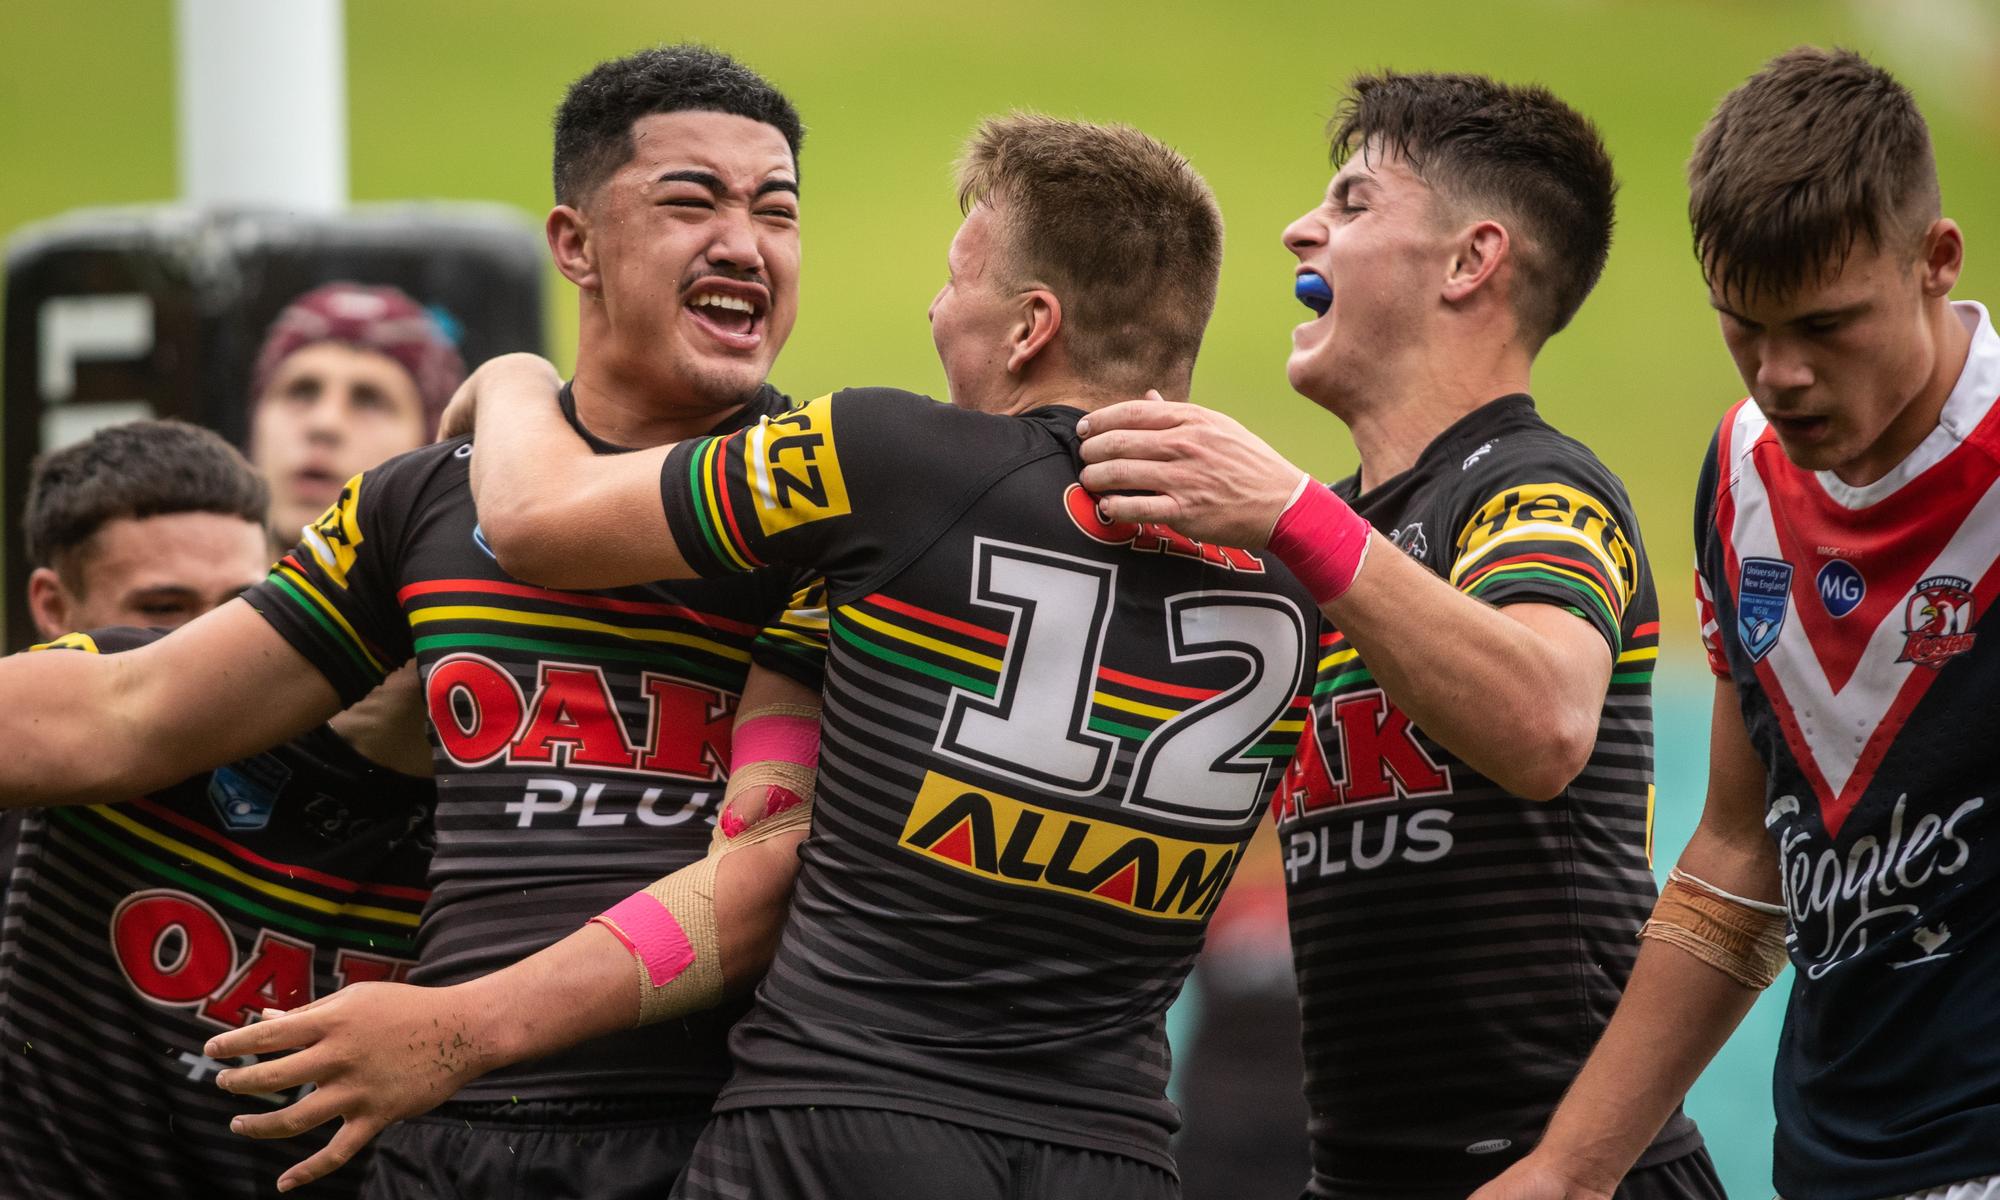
[1295,271,1332,316]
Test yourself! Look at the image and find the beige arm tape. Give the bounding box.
[609,702,820,1026]
[1638,867,1789,990]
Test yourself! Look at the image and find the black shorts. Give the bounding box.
[1617,1147,1729,1200]
[362,1096,712,1200]
[673,1106,1178,1200]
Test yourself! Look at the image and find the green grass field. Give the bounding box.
[6,2,1999,1194]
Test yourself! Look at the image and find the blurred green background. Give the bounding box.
[5,1,1999,1194]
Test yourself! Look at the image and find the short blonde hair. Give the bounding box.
[957,114,1223,391]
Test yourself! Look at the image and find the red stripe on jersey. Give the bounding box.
[130,797,431,902]
[712,430,759,568]
[396,578,759,637]
[868,593,1009,647]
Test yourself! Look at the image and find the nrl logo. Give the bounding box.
[1898,575,1978,668]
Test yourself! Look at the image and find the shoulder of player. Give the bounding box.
[355,436,473,503]
[27,625,162,656]
[1452,422,1637,521]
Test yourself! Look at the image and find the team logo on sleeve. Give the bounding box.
[301,474,367,589]
[746,394,851,535]
[1898,575,1978,668]
[1736,557,1793,662]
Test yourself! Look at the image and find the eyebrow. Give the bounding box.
[654,170,800,199]
[1711,297,1873,325]
[122,585,202,605]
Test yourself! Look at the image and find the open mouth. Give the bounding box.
[1295,270,1333,317]
[683,280,769,350]
[291,466,343,501]
[1767,413,1832,442]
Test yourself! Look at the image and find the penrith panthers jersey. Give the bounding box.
[0,627,433,1200]
[658,388,1318,1172]
[1696,301,2000,1200]
[1272,395,1701,1197]
[241,385,825,1104]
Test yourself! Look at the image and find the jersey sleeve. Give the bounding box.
[27,626,163,656]
[1446,445,1646,655]
[240,455,430,705]
[1692,423,1733,679]
[751,574,830,691]
[659,387,1024,590]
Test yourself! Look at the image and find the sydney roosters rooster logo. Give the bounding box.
[1898,575,1979,668]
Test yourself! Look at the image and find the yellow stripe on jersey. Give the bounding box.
[274,564,389,675]
[407,605,751,662]
[838,604,1004,672]
[28,632,101,654]
[1318,646,1361,674]
[1452,482,1637,604]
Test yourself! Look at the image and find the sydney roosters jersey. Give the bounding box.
[0,627,433,1200]
[240,385,826,1104]
[1272,396,1700,1197]
[657,388,1318,1171]
[1695,301,2000,1200]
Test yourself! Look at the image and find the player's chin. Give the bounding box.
[1285,346,1337,404]
[684,358,775,410]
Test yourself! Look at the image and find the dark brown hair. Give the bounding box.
[1330,71,1617,346]
[957,114,1224,391]
[24,420,268,586]
[1689,47,1938,304]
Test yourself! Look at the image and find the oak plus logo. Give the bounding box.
[1270,688,1453,822]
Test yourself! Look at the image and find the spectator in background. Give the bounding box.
[247,282,466,548]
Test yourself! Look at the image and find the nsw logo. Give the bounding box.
[208,754,291,832]
[1737,557,1793,662]
[1815,559,1865,618]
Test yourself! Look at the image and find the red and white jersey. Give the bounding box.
[1694,300,2000,1200]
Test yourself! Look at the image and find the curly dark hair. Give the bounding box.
[552,44,804,206]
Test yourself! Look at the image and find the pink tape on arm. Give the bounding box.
[1265,475,1373,605]
[730,714,820,768]
[590,893,695,986]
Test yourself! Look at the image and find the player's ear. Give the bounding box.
[1006,288,1062,375]
[547,204,599,292]
[1919,218,1964,299]
[26,567,76,642]
[1442,219,1509,306]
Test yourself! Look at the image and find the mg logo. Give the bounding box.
[1816,559,1865,618]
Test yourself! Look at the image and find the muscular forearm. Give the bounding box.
[1327,540,1609,799]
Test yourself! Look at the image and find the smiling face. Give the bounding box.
[248,342,429,543]
[1282,147,1448,408]
[1711,226,1962,483]
[574,110,800,410]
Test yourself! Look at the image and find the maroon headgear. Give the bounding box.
[250,283,467,437]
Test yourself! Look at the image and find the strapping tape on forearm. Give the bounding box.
[1638,867,1789,990]
[1265,474,1373,605]
[587,703,820,1026]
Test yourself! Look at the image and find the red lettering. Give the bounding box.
[512,665,639,769]
[637,675,733,780]
[199,932,316,1028]
[1063,484,1142,545]
[1138,522,1204,561]
[332,948,415,988]
[1331,691,1453,803]
[428,653,525,766]
[111,892,236,1004]
[1061,484,1263,575]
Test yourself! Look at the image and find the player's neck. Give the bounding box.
[1345,350,1531,493]
[989,376,1159,418]
[567,364,750,449]
[1831,297,1974,487]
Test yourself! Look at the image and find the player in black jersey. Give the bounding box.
[214,114,1312,1200]
[0,46,827,1198]
[1480,50,2000,1200]
[0,421,434,1200]
[1076,74,1724,1199]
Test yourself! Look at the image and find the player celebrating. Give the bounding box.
[1474,47,1998,1200]
[0,46,823,1198]
[1073,73,1722,1197]
[211,114,1316,1200]
[0,419,433,1200]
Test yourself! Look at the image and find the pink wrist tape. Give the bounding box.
[1265,474,1373,605]
[720,785,808,840]
[591,895,695,987]
[730,713,820,770]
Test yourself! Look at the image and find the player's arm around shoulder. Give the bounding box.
[453,354,687,590]
[0,601,343,807]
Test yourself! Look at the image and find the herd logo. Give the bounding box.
[1270,689,1453,821]
[425,653,734,779]
[899,770,1239,921]
[1898,575,1979,668]
[1455,482,1638,602]
[110,889,413,1030]
[1062,484,1264,573]
[746,395,851,536]
[1737,557,1794,662]
[301,473,367,589]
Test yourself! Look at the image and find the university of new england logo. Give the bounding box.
[1898,575,1979,668]
[1737,557,1794,662]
